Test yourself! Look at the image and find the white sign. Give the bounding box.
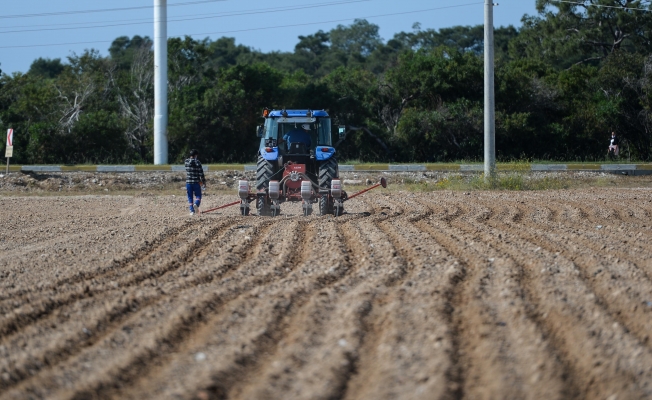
[5,129,13,158]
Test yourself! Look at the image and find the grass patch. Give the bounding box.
[403,172,574,191]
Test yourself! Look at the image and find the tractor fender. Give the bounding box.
[260,147,279,161]
[316,146,336,161]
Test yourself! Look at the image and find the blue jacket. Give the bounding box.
[283,129,312,147]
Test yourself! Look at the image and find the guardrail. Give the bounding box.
[4,163,652,173]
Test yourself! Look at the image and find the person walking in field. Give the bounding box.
[185,149,206,215]
[608,131,620,157]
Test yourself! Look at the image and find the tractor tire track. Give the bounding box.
[344,197,463,400]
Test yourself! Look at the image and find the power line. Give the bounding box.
[1,0,365,30]
[0,0,369,34]
[549,0,652,12]
[0,0,227,20]
[188,3,483,37]
[0,3,483,49]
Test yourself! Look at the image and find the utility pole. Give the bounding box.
[154,0,168,165]
[484,0,496,179]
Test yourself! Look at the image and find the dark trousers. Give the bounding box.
[186,183,202,211]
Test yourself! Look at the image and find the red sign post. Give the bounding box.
[5,129,13,175]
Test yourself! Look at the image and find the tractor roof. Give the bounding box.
[268,109,329,118]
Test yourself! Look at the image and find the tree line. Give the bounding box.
[2,0,652,164]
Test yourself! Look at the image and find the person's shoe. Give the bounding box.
[190,211,195,216]
[193,204,199,214]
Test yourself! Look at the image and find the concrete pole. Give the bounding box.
[484,0,496,178]
[154,0,168,165]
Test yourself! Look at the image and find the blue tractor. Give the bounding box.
[252,109,346,217]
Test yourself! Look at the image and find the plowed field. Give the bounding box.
[2,189,652,399]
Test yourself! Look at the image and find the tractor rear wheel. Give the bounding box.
[318,157,338,191]
[256,155,273,191]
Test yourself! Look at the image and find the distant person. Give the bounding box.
[608,131,619,157]
[185,149,206,215]
[283,124,312,149]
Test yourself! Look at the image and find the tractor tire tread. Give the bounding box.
[256,155,274,191]
[318,157,338,190]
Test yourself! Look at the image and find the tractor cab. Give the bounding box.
[258,109,334,164]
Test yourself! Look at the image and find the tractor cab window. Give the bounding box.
[262,117,332,150]
[317,118,332,146]
[263,118,278,142]
[278,123,316,154]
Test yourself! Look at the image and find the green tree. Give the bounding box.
[28,58,65,79]
[109,35,153,70]
[330,19,382,57]
[513,1,652,68]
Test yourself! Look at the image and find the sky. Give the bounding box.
[0,0,539,75]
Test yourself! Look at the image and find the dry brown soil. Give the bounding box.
[2,188,652,399]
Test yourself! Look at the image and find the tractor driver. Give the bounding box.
[282,124,312,150]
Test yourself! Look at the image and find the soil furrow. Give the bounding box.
[124,213,389,399]
[0,219,267,357]
[113,220,362,399]
[519,201,652,272]
[479,201,652,347]
[552,196,652,238]
[0,220,228,304]
[436,198,652,398]
[179,210,392,400]
[1,219,281,398]
[413,203,569,399]
[0,218,212,307]
[63,219,316,400]
[224,220,360,400]
[5,190,652,399]
[232,208,447,400]
[351,221,462,399]
[0,219,241,339]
